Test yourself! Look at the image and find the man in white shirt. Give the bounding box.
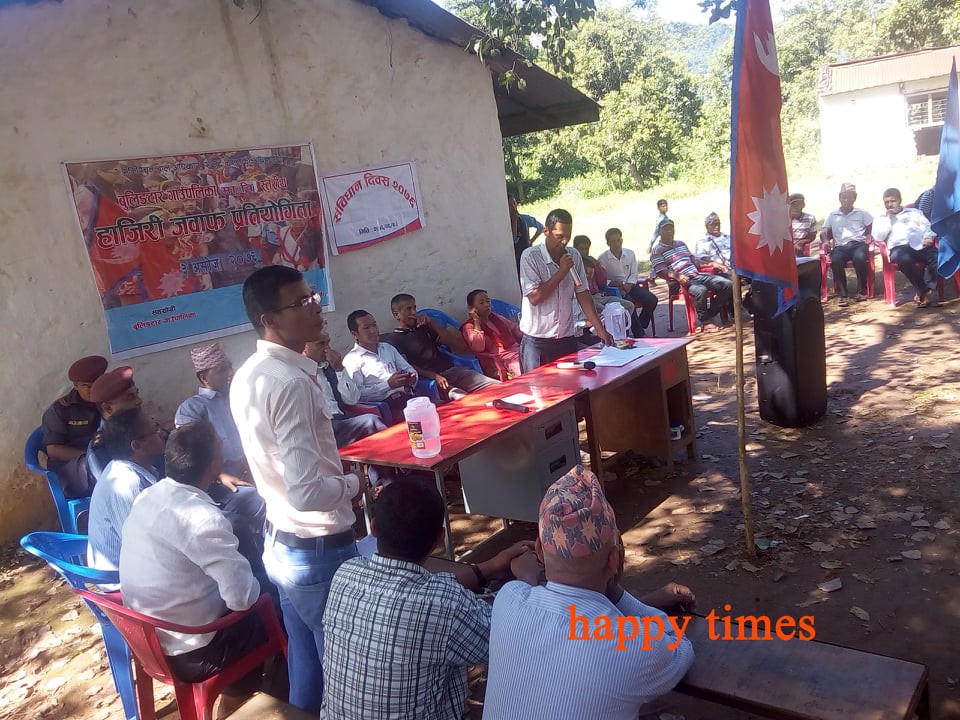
[303,329,398,487]
[519,209,613,372]
[230,265,366,714]
[342,309,419,421]
[872,187,939,307]
[694,212,732,271]
[820,182,874,306]
[87,407,164,573]
[597,227,658,337]
[120,421,265,687]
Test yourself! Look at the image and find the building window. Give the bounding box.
[907,91,948,129]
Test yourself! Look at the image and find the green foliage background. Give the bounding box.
[448,0,960,202]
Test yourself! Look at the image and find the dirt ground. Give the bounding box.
[2,274,959,720]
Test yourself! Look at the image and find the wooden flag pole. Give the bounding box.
[731,268,756,558]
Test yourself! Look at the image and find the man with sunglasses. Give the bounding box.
[231,266,366,714]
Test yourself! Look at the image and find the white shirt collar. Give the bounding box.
[198,386,218,399]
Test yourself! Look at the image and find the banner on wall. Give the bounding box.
[320,161,425,255]
[63,143,333,358]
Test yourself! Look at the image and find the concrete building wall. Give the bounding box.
[818,85,916,174]
[0,0,518,542]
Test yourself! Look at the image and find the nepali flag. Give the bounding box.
[729,0,798,314]
[931,58,960,280]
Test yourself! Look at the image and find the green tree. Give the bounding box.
[879,0,960,52]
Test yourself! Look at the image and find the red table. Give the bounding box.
[339,381,584,558]
[339,337,696,558]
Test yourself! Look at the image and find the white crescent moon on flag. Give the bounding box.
[754,32,779,77]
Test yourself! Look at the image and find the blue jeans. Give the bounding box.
[263,533,358,713]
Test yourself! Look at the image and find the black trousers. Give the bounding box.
[830,241,870,297]
[166,611,265,683]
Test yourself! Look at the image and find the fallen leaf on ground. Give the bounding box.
[780,452,799,459]
[911,531,935,542]
[850,606,870,621]
[700,544,725,556]
[934,520,951,530]
[844,506,859,514]
[853,573,876,584]
[820,560,844,570]
[912,520,931,527]
[901,550,922,560]
[818,578,843,592]
[808,542,834,552]
[856,517,878,529]
[797,598,827,608]
[741,562,761,573]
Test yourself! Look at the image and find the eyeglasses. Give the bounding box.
[271,289,323,312]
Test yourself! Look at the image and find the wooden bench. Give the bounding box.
[676,617,931,719]
[226,692,318,719]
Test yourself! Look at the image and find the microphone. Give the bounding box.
[492,399,531,413]
[567,249,584,289]
[556,360,597,370]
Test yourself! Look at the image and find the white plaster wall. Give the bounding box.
[0,0,518,542]
[818,86,916,174]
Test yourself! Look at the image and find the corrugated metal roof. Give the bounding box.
[356,0,599,135]
[819,45,960,96]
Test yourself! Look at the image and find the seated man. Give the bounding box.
[789,193,817,257]
[87,366,144,484]
[872,187,939,307]
[342,309,420,422]
[176,343,247,478]
[41,355,108,498]
[460,289,523,379]
[694,212,732,274]
[87,407,164,572]
[120,421,265,694]
[597,228,658,337]
[483,466,696,720]
[820,182,873,307]
[175,343,267,553]
[386,293,499,401]
[322,479,532,720]
[572,235,637,323]
[651,219,733,332]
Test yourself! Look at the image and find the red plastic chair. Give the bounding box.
[666,267,728,335]
[819,239,876,302]
[877,241,954,307]
[73,589,286,720]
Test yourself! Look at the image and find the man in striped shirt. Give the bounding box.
[651,219,733,332]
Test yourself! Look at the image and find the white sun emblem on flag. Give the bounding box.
[746,184,791,255]
[158,270,186,297]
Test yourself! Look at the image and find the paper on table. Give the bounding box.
[577,344,658,367]
[485,392,536,408]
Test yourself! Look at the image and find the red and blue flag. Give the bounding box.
[729,0,798,314]
[931,58,960,279]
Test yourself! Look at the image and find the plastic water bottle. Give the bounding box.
[403,396,441,458]
[601,302,630,341]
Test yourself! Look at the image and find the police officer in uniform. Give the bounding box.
[41,355,108,498]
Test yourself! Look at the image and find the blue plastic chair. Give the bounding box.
[418,308,483,372]
[20,532,138,720]
[490,298,521,323]
[25,427,90,535]
[602,285,623,298]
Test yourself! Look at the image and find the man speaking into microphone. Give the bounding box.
[518,208,613,372]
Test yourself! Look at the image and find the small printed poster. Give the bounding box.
[62,143,333,358]
[320,161,425,254]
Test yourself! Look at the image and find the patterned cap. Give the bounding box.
[90,367,134,404]
[704,212,720,226]
[789,193,805,204]
[538,465,617,559]
[657,217,674,231]
[68,355,108,383]
[840,182,856,194]
[190,343,229,373]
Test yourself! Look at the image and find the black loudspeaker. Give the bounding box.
[752,259,827,427]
